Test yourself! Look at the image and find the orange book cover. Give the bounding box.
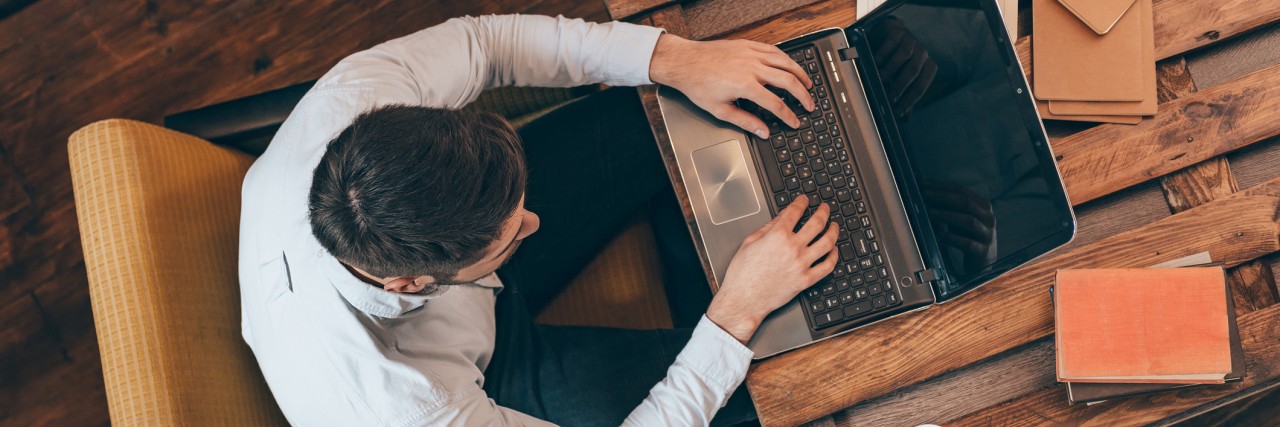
[1054,267,1231,384]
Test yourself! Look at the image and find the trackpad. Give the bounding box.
[692,139,761,225]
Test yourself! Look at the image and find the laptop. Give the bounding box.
[657,0,1077,358]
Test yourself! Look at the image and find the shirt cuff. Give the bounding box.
[603,22,665,86]
[675,315,756,394]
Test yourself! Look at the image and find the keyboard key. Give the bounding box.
[816,310,842,327]
[832,175,848,189]
[806,288,822,300]
[836,188,851,202]
[852,188,863,200]
[870,240,880,253]
[856,238,869,256]
[860,216,872,228]
[805,47,816,60]
[793,151,808,165]
[776,149,791,163]
[813,118,828,133]
[799,116,811,129]
[844,164,855,177]
[822,146,837,161]
[856,201,866,213]
[841,202,857,216]
[781,163,796,176]
[859,258,873,271]
[806,145,820,158]
[839,292,854,304]
[771,134,785,148]
[798,165,812,179]
[839,149,849,162]
[865,229,876,240]
[808,194,821,207]
[801,130,815,143]
[845,301,872,318]
[810,301,825,313]
[825,200,838,212]
[785,176,800,191]
[816,133,831,147]
[802,179,818,193]
[882,281,893,293]
[768,121,781,135]
[850,275,864,287]
[879,267,889,278]
[868,282,882,295]
[874,254,884,266]
[819,185,835,200]
[839,243,855,261]
[807,62,819,73]
[821,98,831,110]
[788,137,803,150]
[872,296,886,308]
[846,217,860,230]
[826,160,840,172]
[836,279,851,291]
[864,271,877,283]
[821,281,837,295]
[825,296,840,309]
[774,192,790,207]
[815,172,830,185]
[886,292,899,305]
[854,287,868,300]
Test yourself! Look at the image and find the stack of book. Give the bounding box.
[1053,266,1244,405]
[1032,0,1156,124]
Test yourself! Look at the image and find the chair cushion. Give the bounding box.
[68,119,287,426]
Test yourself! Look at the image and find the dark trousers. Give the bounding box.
[485,87,757,426]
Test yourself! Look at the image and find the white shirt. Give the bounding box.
[238,14,754,426]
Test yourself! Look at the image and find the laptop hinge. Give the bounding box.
[838,47,858,62]
[915,268,941,285]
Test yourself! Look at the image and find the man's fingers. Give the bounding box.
[756,48,813,89]
[804,222,840,261]
[807,245,840,283]
[710,103,770,139]
[761,67,815,112]
[773,195,807,232]
[744,86,800,129]
[797,203,830,241]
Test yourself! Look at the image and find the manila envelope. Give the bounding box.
[1032,0,1144,101]
[1029,69,1142,124]
[1049,0,1155,116]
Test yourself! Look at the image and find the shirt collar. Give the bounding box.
[319,250,503,318]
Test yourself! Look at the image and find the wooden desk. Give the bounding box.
[610,0,1280,425]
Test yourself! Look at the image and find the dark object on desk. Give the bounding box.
[1065,275,1246,404]
[657,0,1076,358]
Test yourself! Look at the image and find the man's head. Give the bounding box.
[309,105,540,293]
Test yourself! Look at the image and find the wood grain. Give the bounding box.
[747,180,1280,426]
[945,303,1280,427]
[1054,62,1280,206]
[683,0,826,40]
[603,0,673,21]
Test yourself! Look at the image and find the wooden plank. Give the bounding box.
[945,303,1280,427]
[747,180,1280,426]
[603,0,673,21]
[683,0,825,41]
[645,3,691,38]
[1054,63,1280,206]
[831,339,1057,427]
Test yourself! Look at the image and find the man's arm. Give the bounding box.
[318,15,662,109]
[322,14,817,138]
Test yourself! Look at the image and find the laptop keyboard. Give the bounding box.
[741,45,902,331]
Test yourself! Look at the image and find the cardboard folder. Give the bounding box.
[1047,0,1155,116]
[1032,0,1145,102]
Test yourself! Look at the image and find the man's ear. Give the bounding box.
[383,277,429,293]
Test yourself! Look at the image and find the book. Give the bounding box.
[1054,267,1233,384]
[1065,278,1244,404]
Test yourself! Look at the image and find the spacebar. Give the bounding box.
[754,139,785,193]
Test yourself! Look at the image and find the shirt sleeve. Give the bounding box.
[316,14,664,109]
[621,315,756,426]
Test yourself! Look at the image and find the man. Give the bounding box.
[239,14,839,426]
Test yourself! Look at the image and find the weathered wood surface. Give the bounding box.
[747,179,1280,426]
[0,1,608,425]
[603,0,673,20]
[682,0,826,40]
[946,303,1280,427]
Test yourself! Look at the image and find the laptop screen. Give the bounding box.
[854,0,1075,300]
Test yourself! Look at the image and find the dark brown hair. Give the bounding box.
[308,105,526,280]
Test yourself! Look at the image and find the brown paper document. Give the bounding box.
[1047,0,1155,116]
[1032,0,1144,101]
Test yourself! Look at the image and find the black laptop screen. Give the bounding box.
[856,0,1074,299]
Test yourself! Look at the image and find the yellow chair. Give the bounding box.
[69,87,672,425]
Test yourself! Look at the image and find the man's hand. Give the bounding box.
[706,196,840,343]
[649,34,815,139]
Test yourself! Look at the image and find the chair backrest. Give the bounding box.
[69,119,288,426]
